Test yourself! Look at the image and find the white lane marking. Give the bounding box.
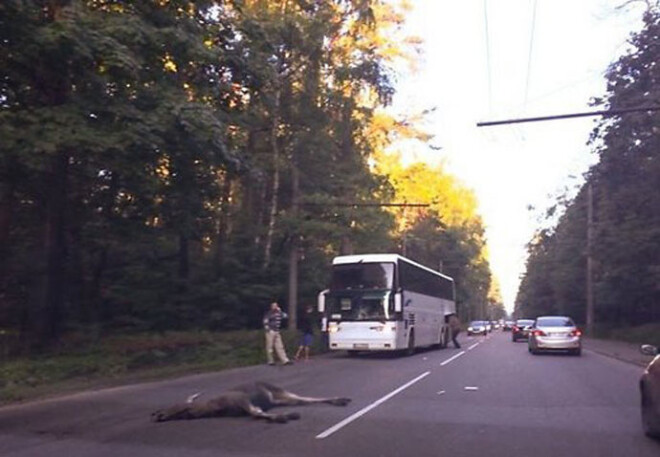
[467,342,479,351]
[315,371,431,439]
[440,350,466,366]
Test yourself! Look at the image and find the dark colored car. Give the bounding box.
[512,319,535,342]
[503,320,515,331]
[640,344,660,439]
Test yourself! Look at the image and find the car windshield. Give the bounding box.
[470,321,485,326]
[536,317,575,327]
[330,263,395,290]
[516,320,535,327]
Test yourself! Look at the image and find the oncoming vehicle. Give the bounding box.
[528,316,582,356]
[318,254,456,355]
[467,320,488,336]
[512,319,535,342]
[640,344,660,439]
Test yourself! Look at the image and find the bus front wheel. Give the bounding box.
[438,328,448,349]
[405,330,415,356]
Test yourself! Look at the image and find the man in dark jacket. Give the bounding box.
[448,314,461,349]
[263,302,292,365]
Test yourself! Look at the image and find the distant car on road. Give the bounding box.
[467,320,488,336]
[512,319,535,342]
[528,316,582,356]
[503,320,515,331]
[640,344,660,439]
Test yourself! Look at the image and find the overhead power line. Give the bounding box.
[476,106,660,127]
[524,0,538,107]
[483,0,493,113]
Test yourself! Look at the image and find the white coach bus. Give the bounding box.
[318,254,456,355]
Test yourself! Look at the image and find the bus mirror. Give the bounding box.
[394,292,402,312]
[318,289,329,313]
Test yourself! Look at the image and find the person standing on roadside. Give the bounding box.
[448,313,462,349]
[263,302,293,366]
[294,305,315,362]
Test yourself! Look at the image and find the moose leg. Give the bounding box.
[241,401,300,423]
[262,383,351,407]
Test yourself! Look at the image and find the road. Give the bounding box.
[1,331,658,457]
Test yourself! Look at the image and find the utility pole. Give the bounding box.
[586,183,594,335]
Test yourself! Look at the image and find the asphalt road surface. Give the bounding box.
[1,332,658,457]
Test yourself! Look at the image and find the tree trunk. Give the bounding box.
[178,231,189,280]
[287,163,300,330]
[0,174,15,278]
[262,87,281,270]
[214,175,232,275]
[41,151,69,346]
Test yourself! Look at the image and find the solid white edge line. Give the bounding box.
[315,371,431,439]
[440,350,466,366]
[467,342,479,351]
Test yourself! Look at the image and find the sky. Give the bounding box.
[390,0,646,312]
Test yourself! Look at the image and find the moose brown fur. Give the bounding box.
[151,381,351,424]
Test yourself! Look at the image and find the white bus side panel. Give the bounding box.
[404,291,455,347]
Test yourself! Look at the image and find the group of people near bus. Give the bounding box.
[262,301,463,365]
[262,302,316,365]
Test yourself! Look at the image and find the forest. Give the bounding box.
[515,7,660,334]
[1,0,499,354]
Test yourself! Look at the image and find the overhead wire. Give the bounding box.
[483,0,493,115]
[524,0,538,109]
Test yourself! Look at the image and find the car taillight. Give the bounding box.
[533,330,546,337]
[512,326,519,332]
[571,329,582,337]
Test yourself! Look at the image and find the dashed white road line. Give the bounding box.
[467,342,480,351]
[440,350,466,366]
[315,371,431,439]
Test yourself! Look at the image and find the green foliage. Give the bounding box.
[1,0,496,353]
[516,9,660,327]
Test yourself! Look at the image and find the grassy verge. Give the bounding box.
[591,323,660,347]
[0,329,323,406]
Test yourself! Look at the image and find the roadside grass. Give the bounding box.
[0,329,322,405]
[592,323,660,347]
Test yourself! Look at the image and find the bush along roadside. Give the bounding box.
[0,329,327,405]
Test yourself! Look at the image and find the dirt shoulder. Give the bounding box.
[583,337,655,367]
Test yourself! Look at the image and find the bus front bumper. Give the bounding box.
[328,322,400,351]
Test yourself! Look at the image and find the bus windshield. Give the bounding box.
[327,293,390,321]
[330,262,395,290]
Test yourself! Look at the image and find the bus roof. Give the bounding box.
[332,254,454,282]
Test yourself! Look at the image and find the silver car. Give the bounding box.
[528,316,582,356]
[640,344,660,438]
[467,320,488,336]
